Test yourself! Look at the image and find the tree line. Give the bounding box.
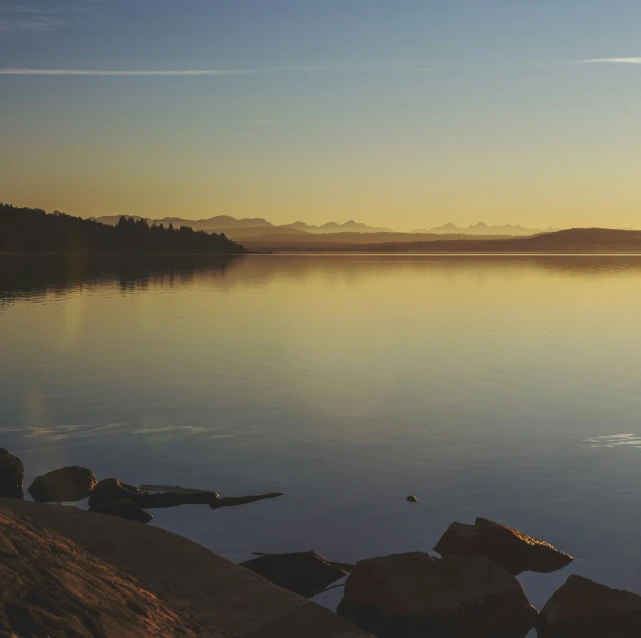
[0,204,246,254]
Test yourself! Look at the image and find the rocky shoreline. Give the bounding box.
[2,448,641,637]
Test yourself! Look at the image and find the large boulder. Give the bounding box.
[0,449,24,499]
[538,574,641,637]
[28,466,97,502]
[434,517,573,575]
[89,499,153,524]
[241,551,348,598]
[0,507,196,636]
[337,551,538,638]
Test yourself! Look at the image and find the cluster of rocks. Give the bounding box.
[0,448,282,525]
[244,519,641,637]
[3,448,641,636]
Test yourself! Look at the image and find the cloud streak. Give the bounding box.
[0,67,433,78]
[575,58,641,65]
[0,68,259,76]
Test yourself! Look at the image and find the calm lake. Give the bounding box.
[2,254,641,616]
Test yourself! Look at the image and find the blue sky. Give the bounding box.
[1,0,641,228]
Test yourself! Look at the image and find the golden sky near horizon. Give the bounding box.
[2,1,641,231]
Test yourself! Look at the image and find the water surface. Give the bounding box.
[2,254,641,614]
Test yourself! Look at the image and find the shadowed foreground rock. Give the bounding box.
[90,499,154,524]
[434,517,573,575]
[538,574,641,637]
[0,449,23,499]
[0,507,196,637]
[28,466,97,502]
[241,551,348,598]
[337,552,538,638]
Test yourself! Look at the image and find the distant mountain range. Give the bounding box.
[87,215,391,236]
[240,228,641,253]
[8,206,641,254]
[281,220,391,234]
[412,222,557,236]
[88,215,549,237]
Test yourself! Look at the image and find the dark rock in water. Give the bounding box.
[0,507,195,636]
[241,551,347,598]
[406,495,418,503]
[89,479,220,508]
[337,552,538,638]
[434,517,573,575]
[90,499,154,524]
[0,449,24,499]
[538,574,641,638]
[28,466,97,503]
[209,492,282,509]
[137,484,220,508]
[88,478,140,508]
[89,479,280,510]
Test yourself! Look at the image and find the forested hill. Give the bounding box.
[0,204,246,254]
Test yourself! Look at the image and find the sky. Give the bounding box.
[1,0,641,231]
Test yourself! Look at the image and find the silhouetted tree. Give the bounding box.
[0,204,246,255]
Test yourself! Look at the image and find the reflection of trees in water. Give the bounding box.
[2,254,641,306]
[0,255,242,305]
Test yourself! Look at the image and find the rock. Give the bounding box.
[89,479,219,509]
[538,574,641,637]
[28,466,97,502]
[337,552,538,638]
[240,551,347,598]
[0,507,196,636]
[88,478,141,508]
[138,484,221,508]
[434,517,573,575]
[209,492,283,509]
[406,495,418,503]
[0,449,24,499]
[90,499,154,524]
[89,479,281,510]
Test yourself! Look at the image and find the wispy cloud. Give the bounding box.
[0,1,105,33]
[0,68,259,76]
[573,58,641,65]
[0,66,433,78]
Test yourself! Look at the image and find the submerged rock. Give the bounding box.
[241,551,347,598]
[90,499,154,524]
[0,449,24,499]
[337,551,538,638]
[434,517,573,575]
[0,507,195,636]
[406,495,418,503]
[538,574,641,637]
[28,466,97,503]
